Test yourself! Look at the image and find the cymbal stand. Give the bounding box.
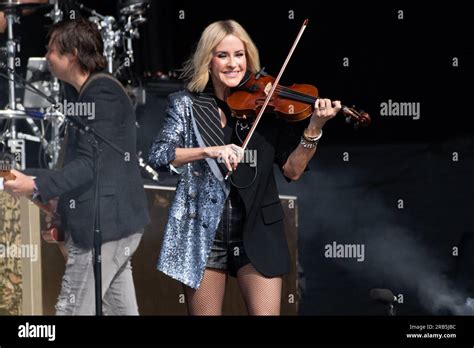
[45,0,63,168]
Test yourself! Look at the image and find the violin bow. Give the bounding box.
[226,19,309,180]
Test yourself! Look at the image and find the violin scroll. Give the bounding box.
[341,106,371,129]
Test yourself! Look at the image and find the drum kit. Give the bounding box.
[0,0,157,180]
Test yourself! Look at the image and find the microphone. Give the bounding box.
[370,288,397,316]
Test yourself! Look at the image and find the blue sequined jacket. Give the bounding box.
[148,91,229,289]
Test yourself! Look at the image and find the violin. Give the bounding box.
[227,68,371,128]
[224,19,369,180]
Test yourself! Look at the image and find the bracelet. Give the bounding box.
[303,128,323,142]
[300,136,317,149]
[32,182,40,200]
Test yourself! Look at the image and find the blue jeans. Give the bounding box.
[55,230,143,315]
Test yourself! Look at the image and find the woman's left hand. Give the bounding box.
[309,98,341,129]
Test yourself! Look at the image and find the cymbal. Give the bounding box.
[118,0,150,16]
[0,1,52,12]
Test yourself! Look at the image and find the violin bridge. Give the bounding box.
[264,82,272,96]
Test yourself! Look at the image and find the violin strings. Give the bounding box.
[251,82,354,112]
[274,85,316,104]
[248,82,363,120]
[274,85,316,101]
[274,85,352,114]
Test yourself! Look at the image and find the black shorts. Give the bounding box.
[206,189,250,277]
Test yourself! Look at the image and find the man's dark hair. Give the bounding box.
[48,18,107,74]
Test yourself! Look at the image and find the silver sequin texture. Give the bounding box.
[147,91,227,289]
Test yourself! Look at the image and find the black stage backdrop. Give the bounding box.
[83,0,474,316]
[15,0,470,143]
[1,1,474,343]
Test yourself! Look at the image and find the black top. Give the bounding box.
[213,96,242,202]
[213,96,235,145]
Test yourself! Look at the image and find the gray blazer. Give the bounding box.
[148,91,229,289]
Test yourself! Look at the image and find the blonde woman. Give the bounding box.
[148,19,340,315]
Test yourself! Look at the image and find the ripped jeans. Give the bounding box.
[55,230,143,315]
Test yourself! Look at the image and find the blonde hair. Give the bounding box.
[181,20,261,92]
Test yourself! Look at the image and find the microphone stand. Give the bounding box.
[0,63,126,315]
[65,113,128,316]
[388,302,396,316]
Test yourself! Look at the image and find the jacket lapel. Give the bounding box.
[189,93,230,197]
[191,94,225,147]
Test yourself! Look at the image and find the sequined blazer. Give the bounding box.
[148,90,307,289]
[148,91,230,289]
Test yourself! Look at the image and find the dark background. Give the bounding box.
[2,0,473,315]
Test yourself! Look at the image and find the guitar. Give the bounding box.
[0,169,64,243]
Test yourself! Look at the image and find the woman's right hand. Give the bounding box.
[205,144,244,172]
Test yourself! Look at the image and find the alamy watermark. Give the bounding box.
[0,159,13,171]
[380,99,420,120]
[324,241,365,262]
[18,322,55,341]
[48,99,96,120]
[0,242,39,262]
[218,149,257,167]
